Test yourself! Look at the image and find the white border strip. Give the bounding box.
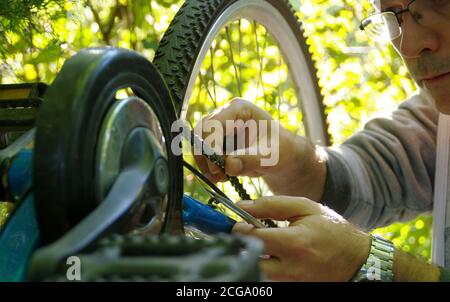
[432,113,450,266]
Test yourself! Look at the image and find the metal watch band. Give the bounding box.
[351,235,394,282]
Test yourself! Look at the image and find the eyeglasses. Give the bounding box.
[360,0,450,42]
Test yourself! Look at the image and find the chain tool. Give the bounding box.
[181,124,277,228]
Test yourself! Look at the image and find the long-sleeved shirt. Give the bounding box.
[321,91,450,268]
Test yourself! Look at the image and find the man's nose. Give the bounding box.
[395,14,440,58]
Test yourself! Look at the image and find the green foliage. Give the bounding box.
[0,0,67,82]
[0,0,432,261]
[0,0,184,83]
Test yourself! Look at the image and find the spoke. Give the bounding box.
[209,47,218,107]
[188,119,194,130]
[261,30,269,109]
[199,71,217,108]
[253,21,268,107]
[194,79,203,108]
[248,177,262,197]
[277,42,283,120]
[225,25,242,97]
[238,20,243,95]
[256,177,267,196]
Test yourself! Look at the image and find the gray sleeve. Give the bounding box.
[321,93,438,230]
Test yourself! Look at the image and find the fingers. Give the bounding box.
[193,148,264,182]
[236,196,320,222]
[207,98,273,132]
[192,154,227,183]
[224,149,265,177]
[260,258,304,281]
[191,114,226,181]
[232,223,288,257]
[233,222,306,281]
[191,98,274,178]
[260,258,283,280]
[193,99,262,146]
[206,158,223,175]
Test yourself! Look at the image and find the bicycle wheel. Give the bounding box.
[154,0,329,200]
[34,48,184,243]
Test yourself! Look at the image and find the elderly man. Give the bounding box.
[194,0,450,281]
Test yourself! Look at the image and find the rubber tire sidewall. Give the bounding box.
[34,48,183,244]
[154,0,330,145]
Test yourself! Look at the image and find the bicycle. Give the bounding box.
[154,0,330,207]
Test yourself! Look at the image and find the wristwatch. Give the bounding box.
[351,235,394,282]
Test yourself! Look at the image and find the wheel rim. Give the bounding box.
[182,0,327,145]
[169,0,327,200]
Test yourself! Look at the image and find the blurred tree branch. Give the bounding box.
[86,0,121,45]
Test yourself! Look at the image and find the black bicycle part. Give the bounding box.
[34,48,183,244]
[183,160,231,200]
[188,130,253,201]
[154,0,330,145]
[0,83,47,149]
[29,233,263,282]
[183,160,277,228]
[29,163,174,280]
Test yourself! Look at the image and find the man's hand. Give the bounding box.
[193,98,327,200]
[232,196,371,281]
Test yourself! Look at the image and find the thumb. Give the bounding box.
[236,196,320,222]
[225,154,262,177]
[225,145,267,176]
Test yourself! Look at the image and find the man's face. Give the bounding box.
[381,0,450,113]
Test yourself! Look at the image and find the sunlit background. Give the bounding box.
[0,0,432,260]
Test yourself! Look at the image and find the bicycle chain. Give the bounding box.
[189,131,277,228]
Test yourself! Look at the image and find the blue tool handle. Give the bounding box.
[183,194,236,235]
